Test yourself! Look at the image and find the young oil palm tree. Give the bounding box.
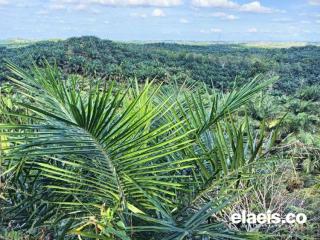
[0,62,277,239]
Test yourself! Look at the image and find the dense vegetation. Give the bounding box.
[1,36,320,94]
[0,37,319,239]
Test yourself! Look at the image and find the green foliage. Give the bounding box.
[0,63,280,239]
[1,37,319,239]
[297,85,320,101]
[1,36,320,94]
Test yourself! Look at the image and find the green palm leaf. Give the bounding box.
[2,62,196,222]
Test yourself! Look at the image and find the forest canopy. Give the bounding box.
[1,36,320,94]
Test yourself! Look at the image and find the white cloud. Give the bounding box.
[192,0,238,8]
[179,18,189,23]
[48,0,183,11]
[200,28,222,33]
[152,8,166,17]
[130,9,167,18]
[210,28,222,32]
[239,1,272,13]
[309,0,320,5]
[212,12,238,20]
[192,0,276,14]
[247,27,258,33]
[98,0,182,6]
[51,0,182,7]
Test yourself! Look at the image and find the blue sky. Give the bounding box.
[0,0,319,41]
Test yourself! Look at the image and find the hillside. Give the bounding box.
[1,36,320,94]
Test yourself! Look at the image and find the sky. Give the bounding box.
[0,0,319,42]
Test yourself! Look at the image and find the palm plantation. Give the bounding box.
[0,41,319,238]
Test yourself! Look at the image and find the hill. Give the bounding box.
[1,36,320,94]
